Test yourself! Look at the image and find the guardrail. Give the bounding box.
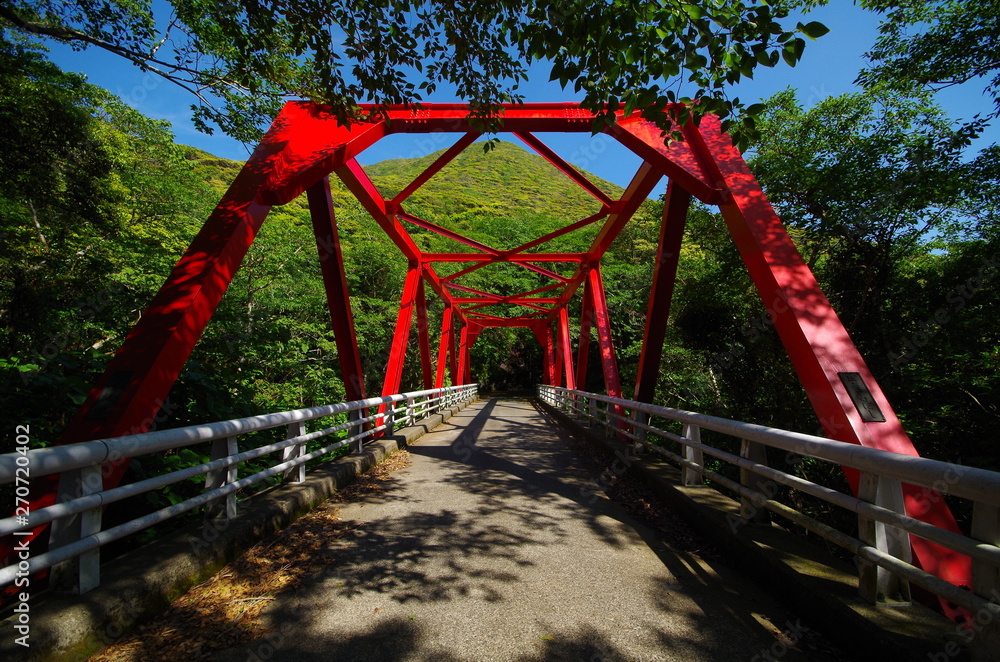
[0,384,478,594]
[538,385,1000,623]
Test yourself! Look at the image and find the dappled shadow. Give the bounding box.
[205,397,846,661]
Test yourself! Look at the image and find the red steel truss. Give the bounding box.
[10,101,971,609]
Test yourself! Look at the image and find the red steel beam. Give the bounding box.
[633,181,691,404]
[576,271,595,390]
[544,161,664,324]
[587,266,623,400]
[588,161,663,259]
[605,113,722,205]
[424,253,586,263]
[449,315,459,386]
[434,307,454,388]
[380,265,421,401]
[514,132,614,208]
[693,113,971,602]
[390,132,480,209]
[415,277,434,390]
[558,307,576,390]
[457,324,471,385]
[336,159,422,262]
[400,212,568,283]
[307,178,368,402]
[439,211,608,284]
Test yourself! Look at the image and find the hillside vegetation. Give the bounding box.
[1,40,997,492]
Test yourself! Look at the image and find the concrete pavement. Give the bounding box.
[213,397,819,662]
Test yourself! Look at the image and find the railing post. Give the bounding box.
[349,408,364,451]
[631,410,648,454]
[348,407,364,444]
[49,465,104,593]
[282,421,306,484]
[680,424,704,486]
[739,439,772,526]
[971,501,1000,662]
[406,396,415,426]
[385,402,396,436]
[205,436,239,519]
[587,396,598,427]
[857,472,912,603]
[972,501,1000,598]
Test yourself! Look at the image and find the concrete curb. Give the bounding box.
[0,401,474,662]
[536,398,971,662]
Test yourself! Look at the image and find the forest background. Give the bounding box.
[0,1,997,529]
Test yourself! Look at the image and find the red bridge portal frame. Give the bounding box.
[13,102,971,612]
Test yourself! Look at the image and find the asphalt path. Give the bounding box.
[213,397,817,662]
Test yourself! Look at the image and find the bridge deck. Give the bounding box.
[218,397,818,661]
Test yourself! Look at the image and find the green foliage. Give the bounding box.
[0,1,828,147]
[858,1,1000,122]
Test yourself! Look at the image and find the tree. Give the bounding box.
[747,88,992,348]
[858,1,1000,123]
[0,0,828,146]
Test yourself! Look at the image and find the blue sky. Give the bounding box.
[45,2,997,191]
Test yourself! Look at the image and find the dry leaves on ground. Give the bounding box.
[88,449,412,662]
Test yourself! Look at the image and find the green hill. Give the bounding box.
[363,140,623,224]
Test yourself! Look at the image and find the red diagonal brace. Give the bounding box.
[558,307,576,390]
[576,272,595,390]
[307,178,367,402]
[380,265,421,402]
[587,266,623,401]
[633,181,691,404]
[695,113,972,606]
[415,277,433,390]
[435,307,454,388]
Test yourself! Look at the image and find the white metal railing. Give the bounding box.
[539,385,1000,622]
[0,384,478,594]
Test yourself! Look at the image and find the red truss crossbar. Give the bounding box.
[8,101,970,621]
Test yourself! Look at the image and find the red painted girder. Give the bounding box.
[255,102,390,206]
[544,161,664,323]
[446,283,505,300]
[576,274,594,389]
[421,265,465,323]
[452,297,560,304]
[457,324,471,386]
[633,182,691,404]
[514,132,614,208]
[389,132,480,209]
[696,114,971,596]
[553,320,565,390]
[448,314,459,386]
[606,114,723,205]
[400,212,568,283]
[434,307,454,388]
[507,210,610,255]
[399,211,498,253]
[587,266,623,401]
[544,326,556,385]
[379,266,421,402]
[307,178,368,402]
[415,278,434,390]
[423,253,586,263]
[558,307,577,390]
[466,312,516,322]
[462,301,552,314]
[439,211,609,284]
[335,159,422,262]
[588,161,663,259]
[474,318,545,328]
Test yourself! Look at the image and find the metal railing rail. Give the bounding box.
[538,385,1000,621]
[0,384,478,593]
